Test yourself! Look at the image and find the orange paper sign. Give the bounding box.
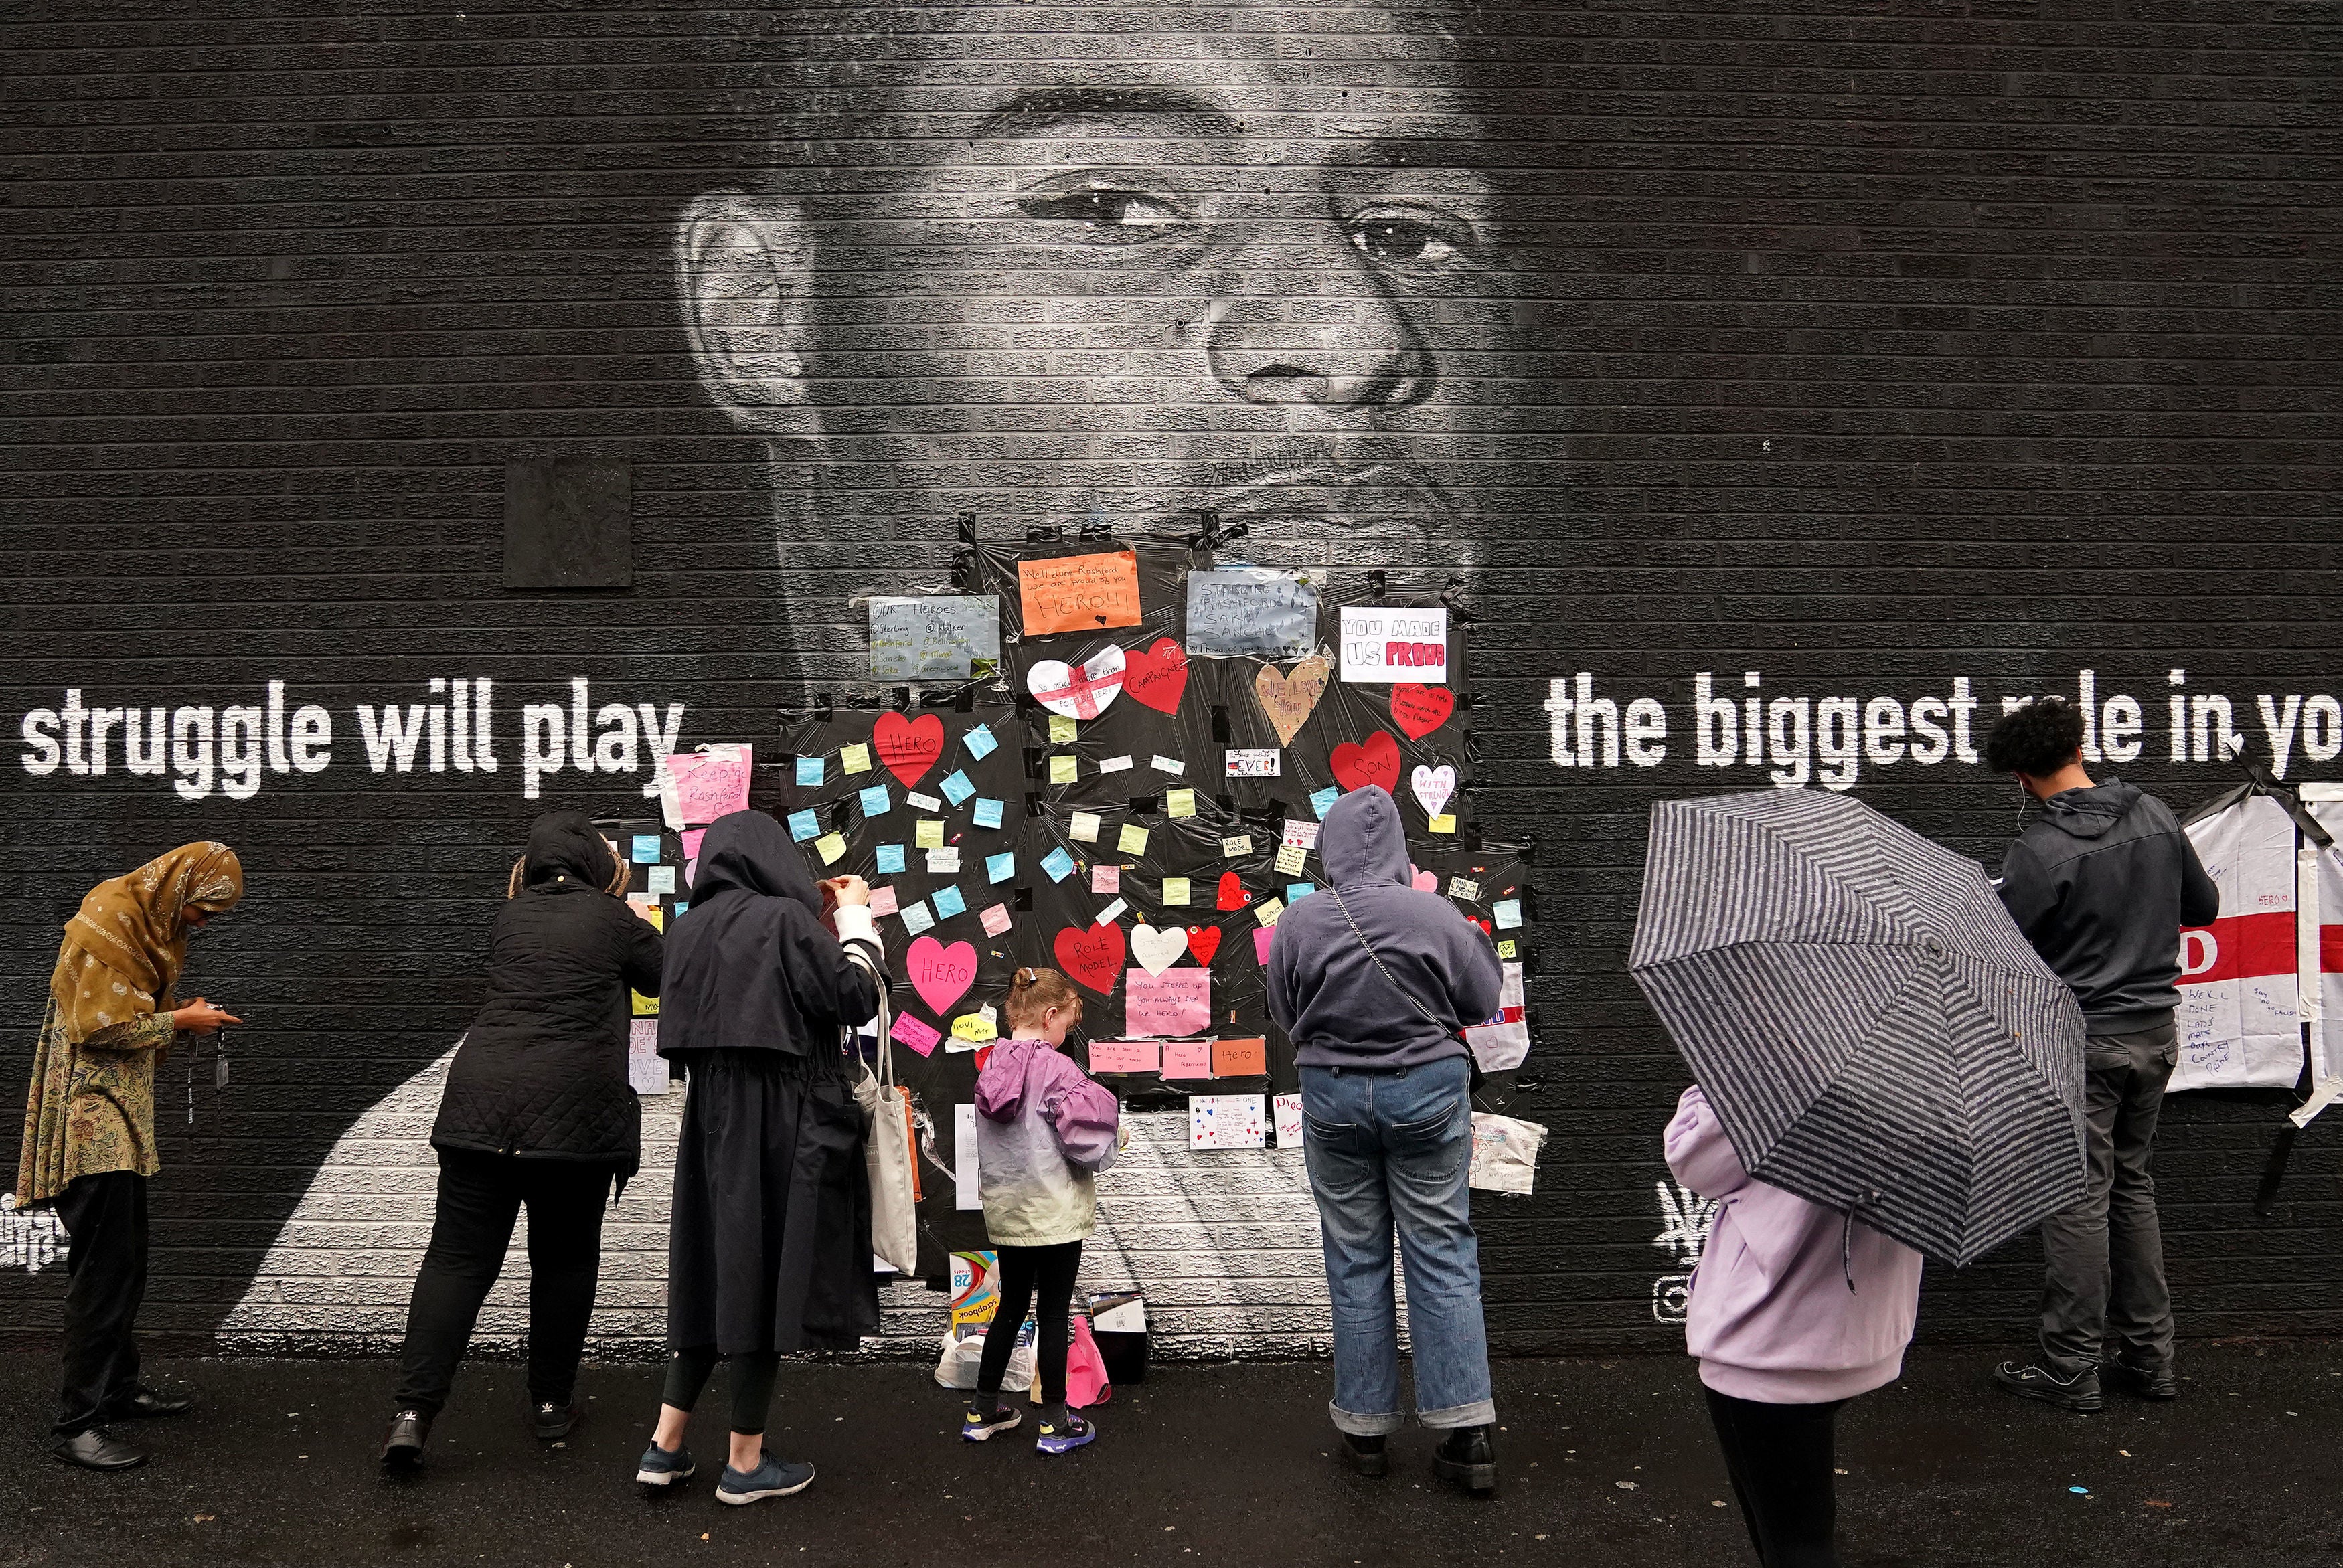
[1211,1037,1268,1077]
[1019,550,1143,636]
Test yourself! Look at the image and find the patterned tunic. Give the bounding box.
[16,996,176,1205]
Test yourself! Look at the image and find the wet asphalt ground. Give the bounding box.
[1,1341,2337,1567]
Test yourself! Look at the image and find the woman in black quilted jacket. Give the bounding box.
[378,810,665,1470]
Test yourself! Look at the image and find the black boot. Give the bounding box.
[53,1428,148,1472]
[1340,1432,1388,1478]
[380,1408,432,1471]
[1433,1425,1498,1497]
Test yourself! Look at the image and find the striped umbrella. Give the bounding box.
[1630,789,2087,1268]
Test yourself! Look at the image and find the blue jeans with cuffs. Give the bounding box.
[1299,1055,1495,1434]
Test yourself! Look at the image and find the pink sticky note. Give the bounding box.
[1090,864,1121,895]
[667,748,754,826]
[1127,968,1212,1036]
[890,1011,943,1057]
[980,903,1012,938]
[1253,927,1275,964]
[868,885,900,918]
[1160,1039,1213,1079]
[1087,1039,1161,1074]
[681,827,706,863]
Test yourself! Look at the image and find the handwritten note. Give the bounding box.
[940,769,975,806]
[1224,748,1280,778]
[962,723,998,760]
[985,851,1016,883]
[1050,754,1078,785]
[1118,822,1150,856]
[1189,1093,1267,1150]
[1167,788,1197,818]
[1273,1092,1304,1146]
[1212,1037,1268,1077]
[891,1011,943,1057]
[1340,604,1447,683]
[876,843,906,875]
[1126,968,1210,1036]
[1185,566,1319,657]
[1070,810,1101,843]
[1162,875,1192,906]
[981,902,1013,936]
[1042,847,1077,882]
[1049,713,1078,745]
[1088,1039,1162,1074]
[931,884,966,919]
[1018,549,1142,635]
[858,784,892,818]
[787,810,819,843]
[1091,864,1121,895]
[841,742,872,774]
[1160,1039,1214,1077]
[915,819,945,849]
[795,754,826,787]
[972,798,1004,830]
[667,746,754,826]
[630,1017,669,1096]
[868,594,1001,679]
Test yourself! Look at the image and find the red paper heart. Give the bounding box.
[872,711,945,790]
[1121,636,1190,715]
[1471,917,1492,936]
[1329,730,1402,794]
[1390,683,1456,741]
[1215,872,1249,911]
[1053,922,1128,996]
[1186,926,1222,965]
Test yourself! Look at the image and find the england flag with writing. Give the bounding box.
[2171,793,2301,1092]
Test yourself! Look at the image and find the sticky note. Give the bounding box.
[876,843,906,875]
[869,885,900,918]
[1118,823,1149,856]
[1070,810,1102,843]
[1497,939,1518,960]
[932,885,967,919]
[1091,864,1121,895]
[1088,1040,1161,1074]
[1151,754,1185,775]
[915,819,945,849]
[1429,813,1457,835]
[1253,928,1275,963]
[1285,882,1314,903]
[891,1011,943,1058]
[1222,835,1253,858]
[1274,843,1307,877]
[1160,1039,1214,1078]
[1255,897,1285,928]
[940,769,975,806]
[1281,819,1321,849]
[908,791,943,811]
[647,865,677,895]
[1050,754,1079,784]
[972,797,1004,830]
[1167,788,1197,818]
[795,754,826,787]
[1309,786,1342,819]
[981,903,1013,937]
[963,723,999,760]
[673,901,688,916]
[1049,713,1079,745]
[1494,899,1523,929]
[787,811,819,843]
[951,1011,997,1045]
[1212,1037,1268,1077]
[859,784,892,817]
[1449,876,1481,901]
[986,851,1016,884]
[841,742,872,774]
[926,847,961,874]
[631,834,662,864]
[1094,897,1129,927]
[1099,754,1134,774]
[900,900,935,935]
[1162,876,1192,906]
[815,833,847,865]
[1042,847,1077,883]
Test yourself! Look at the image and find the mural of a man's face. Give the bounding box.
[676,0,1524,658]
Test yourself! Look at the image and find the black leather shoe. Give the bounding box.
[1433,1425,1498,1498]
[2108,1359,2179,1401]
[53,1428,149,1472]
[380,1409,432,1470]
[108,1384,195,1419]
[1340,1432,1388,1478]
[534,1398,587,1441]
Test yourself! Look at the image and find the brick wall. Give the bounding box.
[4,0,2340,1359]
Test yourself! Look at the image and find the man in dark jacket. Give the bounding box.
[1983,699,2219,1413]
[1267,787,1505,1495]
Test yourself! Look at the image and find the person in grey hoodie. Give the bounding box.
[1267,785,1505,1494]
[1982,698,2219,1413]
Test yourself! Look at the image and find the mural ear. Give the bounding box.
[675,191,815,433]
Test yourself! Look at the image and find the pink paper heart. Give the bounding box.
[907,935,977,1015]
[1410,865,1438,893]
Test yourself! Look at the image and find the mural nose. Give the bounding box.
[1204,289,1431,409]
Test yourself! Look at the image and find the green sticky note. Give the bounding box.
[1117,822,1149,856]
[915,819,946,850]
[1166,787,1197,819]
[814,832,847,865]
[1049,754,1078,785]
[1050,714,1078,744]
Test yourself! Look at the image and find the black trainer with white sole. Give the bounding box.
[1994,1359,2103,1413]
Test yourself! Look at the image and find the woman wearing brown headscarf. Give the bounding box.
[17,841,243,1472]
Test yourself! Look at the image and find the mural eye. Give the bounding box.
[1348,211,1471,270]
[1019,185,1186,241]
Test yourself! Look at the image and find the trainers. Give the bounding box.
[1035,1411,1096,1455]
[716,1452,816,1504]
[380,1409,432,1471]
[961,1404,1022,1442]
[1994,1359,2103,1413]
[1433,1425,1499,1498]
[534,1399,586,1441]
[2107,1359,2179,1401]
[635,1439,696,1488]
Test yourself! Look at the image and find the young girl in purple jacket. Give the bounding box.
[1668,1085,1924,1567]
[960,967,1120,1455]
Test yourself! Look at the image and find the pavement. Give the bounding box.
[1,1342,2338,1568]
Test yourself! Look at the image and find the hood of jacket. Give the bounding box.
[688,809,823,912]
[974,1036,1046,1121]
[523,810,621,890]
[2039,778,2144,841]
[1320,786,1410,889]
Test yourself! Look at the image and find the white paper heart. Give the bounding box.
[1028,644,1126,721]
[1412,763,1457,820]
[1130,923,1189,978]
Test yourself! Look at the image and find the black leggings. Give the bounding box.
[973,1241,1083,1407]
[661,1347,780,1437]
[1704,1387,1844,1567]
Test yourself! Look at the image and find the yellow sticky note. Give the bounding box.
[1049,754,1078,785]
[814,832,847,865]
[841,742,872,775]
[1255,897,1285,928]
[915,819,946,850]
[1117,822,1149,856]
[1273,843,1307,877]
[1162,876,1192,906]
[951,1012,997,1043]
[1497,939,1518,960]
[1049,714,1078,744]
[1166,787,1196,819]
[1069,810,1101,843]
[632,990,659,1016]
[1428,813,1457,834]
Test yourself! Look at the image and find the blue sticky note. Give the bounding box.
[1493,898,1523,930]
[673,901,688,916]
[858,784,892,818]
[900,900,935,936]
[963,723,998,760]
[1042,847,1077,883]
[1287,883,1315,903]
[932,885,967,919]
[787,810,819,843]
[631,835,662,864]
[876,843,907,875]
[795,754,826,787]
[1310,786,1342,820]
[972,797,1004,830]
[986,851,1016,884]
[940,769,976,806]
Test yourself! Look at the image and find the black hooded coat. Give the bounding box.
[430,810,666,1173]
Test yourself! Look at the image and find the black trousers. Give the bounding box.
[393,1149,611,1416]
[974,1240,1083,1407]
[53,1171,149,1438]
[1704,1387,1844,1568]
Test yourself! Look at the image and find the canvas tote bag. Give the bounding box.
[848,948,922,1274]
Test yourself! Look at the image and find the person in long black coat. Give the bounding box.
[380,810,664,1469]
[631,808,882,1506]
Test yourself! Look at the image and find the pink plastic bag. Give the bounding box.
[1066,1314,1113,1409]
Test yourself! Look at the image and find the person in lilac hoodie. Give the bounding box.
[961,966,1120,1455]
[1666,1085,1923,1567]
